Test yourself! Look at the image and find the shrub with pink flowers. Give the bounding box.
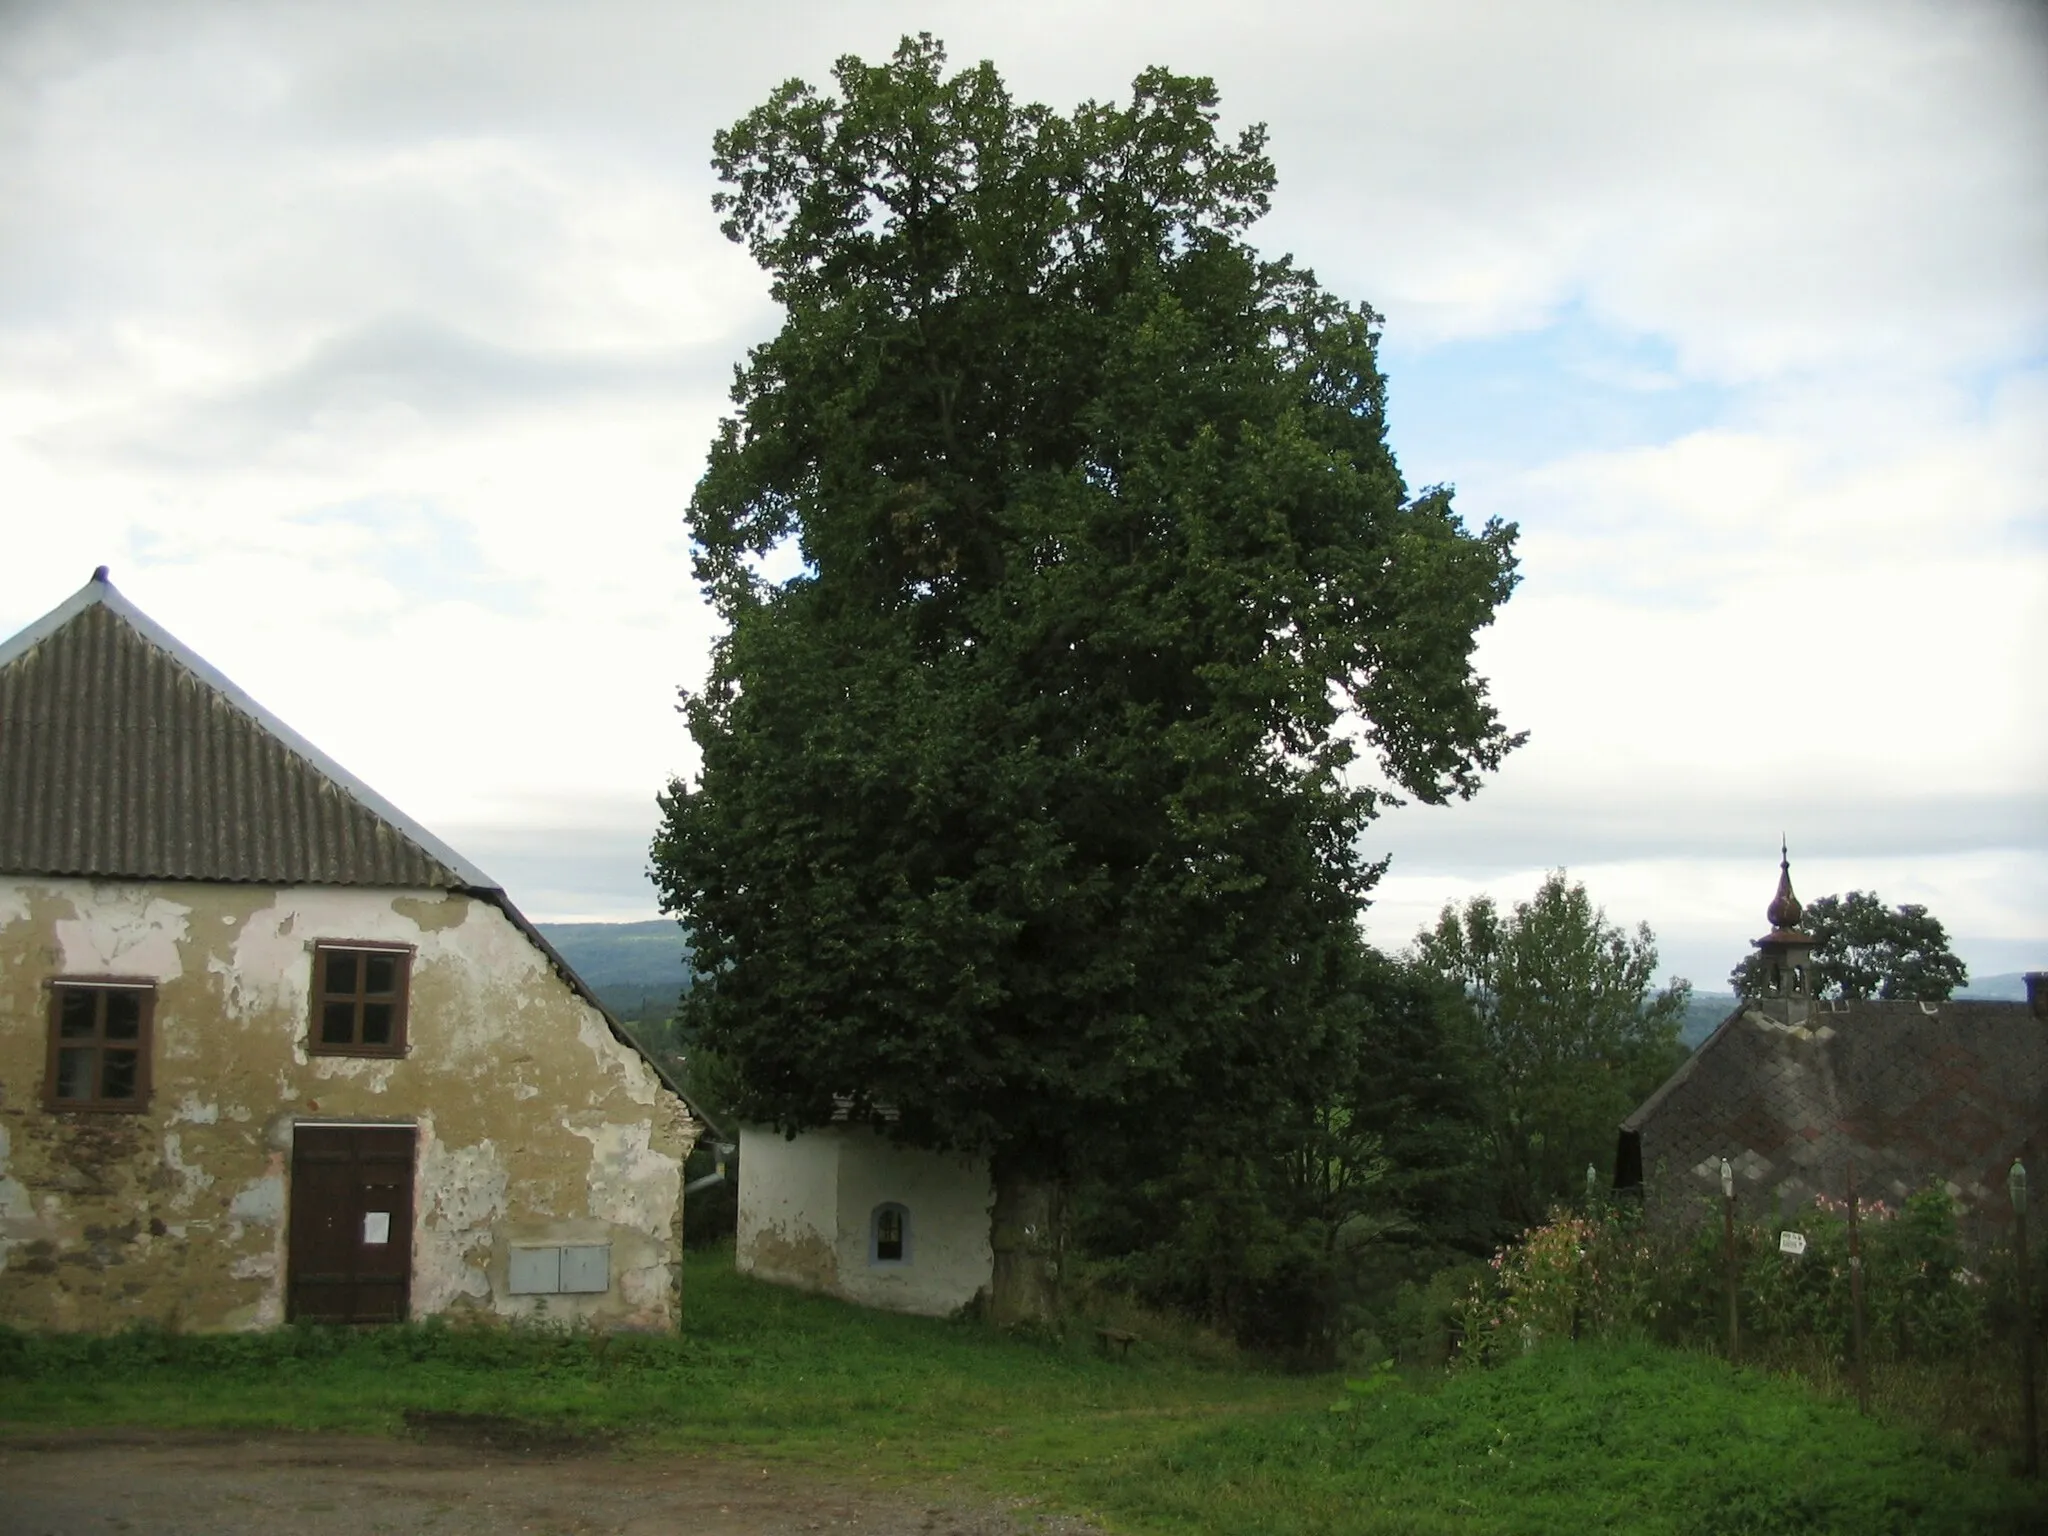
[1450,1206,1664,1366]
[1450,1213,1591,1363]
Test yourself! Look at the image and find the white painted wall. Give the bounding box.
[830,1131,992,1316]
[735,1123,992,1318]
[734,1125,841,1291]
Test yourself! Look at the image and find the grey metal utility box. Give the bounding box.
[508,1243,610,1295]
[561,1244,610,1294]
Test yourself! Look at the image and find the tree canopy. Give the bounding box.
[1730,890,1969,1002]
[651,36,1522,1316]
[1411,873,1687,1226]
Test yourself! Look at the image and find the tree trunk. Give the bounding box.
[988,1162,1062,1330]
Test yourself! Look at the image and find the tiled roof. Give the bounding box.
[1622,997,2048,1236]
[0,574,489,889]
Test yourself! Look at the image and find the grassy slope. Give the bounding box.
[1109,1345,2038,1536]
[1,1252,2036,1535]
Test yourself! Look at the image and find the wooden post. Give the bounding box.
[1847,1160,1868,1415]
[1721,1157,1738,1361]
[1575,1160,1597,1344]
[2013,1160,2037,1478]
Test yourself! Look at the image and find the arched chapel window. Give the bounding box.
[870,1202,911,1265]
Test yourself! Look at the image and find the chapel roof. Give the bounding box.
[1620,995,2048,1234]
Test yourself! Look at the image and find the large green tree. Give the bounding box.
[1412,873,1687,1227]
[652,37,1521,1323]
[1729,890,1968,1001]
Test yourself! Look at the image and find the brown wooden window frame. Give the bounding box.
[44,978,156,1113]
[309,942,414,1058]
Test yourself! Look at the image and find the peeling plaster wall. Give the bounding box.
[0,881,696,1331]
[736,1125,992,1318]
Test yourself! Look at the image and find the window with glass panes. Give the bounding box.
[311,944,412,1055]
[870,1202,910,1264]
[46,982,153,1111]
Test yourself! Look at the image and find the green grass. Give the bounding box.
[1098,1343,2040,1535]
[2,1251,2039,1534]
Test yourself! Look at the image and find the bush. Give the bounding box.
[1438,1185,2037,1463]
[1386,1258,1491,1367]
[1449,1186,2005,1364]
[1644,1186,1993,1363]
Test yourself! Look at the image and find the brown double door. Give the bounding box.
[287,1124,415,1323]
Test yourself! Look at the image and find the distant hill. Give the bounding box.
[1959,972,2035,1002]
[529,923,2032,1031]
[536,919,692,1021]
[1678,991,1738,1047]
[1674,975,2032,1039]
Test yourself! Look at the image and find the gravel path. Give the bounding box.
[0,1427,1105,1536]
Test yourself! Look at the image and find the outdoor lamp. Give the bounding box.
[1721,1158,1734,1200]
[2013,1159,2028,1218]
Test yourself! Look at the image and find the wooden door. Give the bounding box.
[287,1124,415,1323]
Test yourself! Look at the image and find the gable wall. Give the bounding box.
[828,1130,992,1316]
[0,879,696,1331]
[735,1124,992,1318]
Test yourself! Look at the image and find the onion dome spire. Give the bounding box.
[1766,836,1803,931]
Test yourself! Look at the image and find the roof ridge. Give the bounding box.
[3,571,499,891]
[1,571,710,1128]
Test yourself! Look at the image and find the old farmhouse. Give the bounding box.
[1617,852,2048,1240]
[0,570,700,1330]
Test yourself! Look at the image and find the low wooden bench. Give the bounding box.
[1095,1327,1136,1360]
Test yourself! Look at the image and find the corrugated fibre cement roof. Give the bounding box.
[0,573,490,890]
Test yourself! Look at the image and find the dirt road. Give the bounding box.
[0,1425,1103,1536]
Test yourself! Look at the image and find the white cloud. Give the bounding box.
[1358,365,2047,960]
[1471,368,2048,786]
[1251,1,2048,377]
[0,0,2041,949]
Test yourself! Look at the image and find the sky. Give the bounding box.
[3,0,2043,989]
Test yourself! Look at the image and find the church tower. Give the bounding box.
[1750,840,1817,1021]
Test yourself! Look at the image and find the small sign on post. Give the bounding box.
[1778,1230,1807,1257]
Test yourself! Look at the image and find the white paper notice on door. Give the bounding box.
[363,1211,391,1245]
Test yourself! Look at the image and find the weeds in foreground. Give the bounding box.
[1101,1341,2040,1536]
[1,1249,2039,1534]
[0,1251,1305,1462]
[1429,1186,2034,1466]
